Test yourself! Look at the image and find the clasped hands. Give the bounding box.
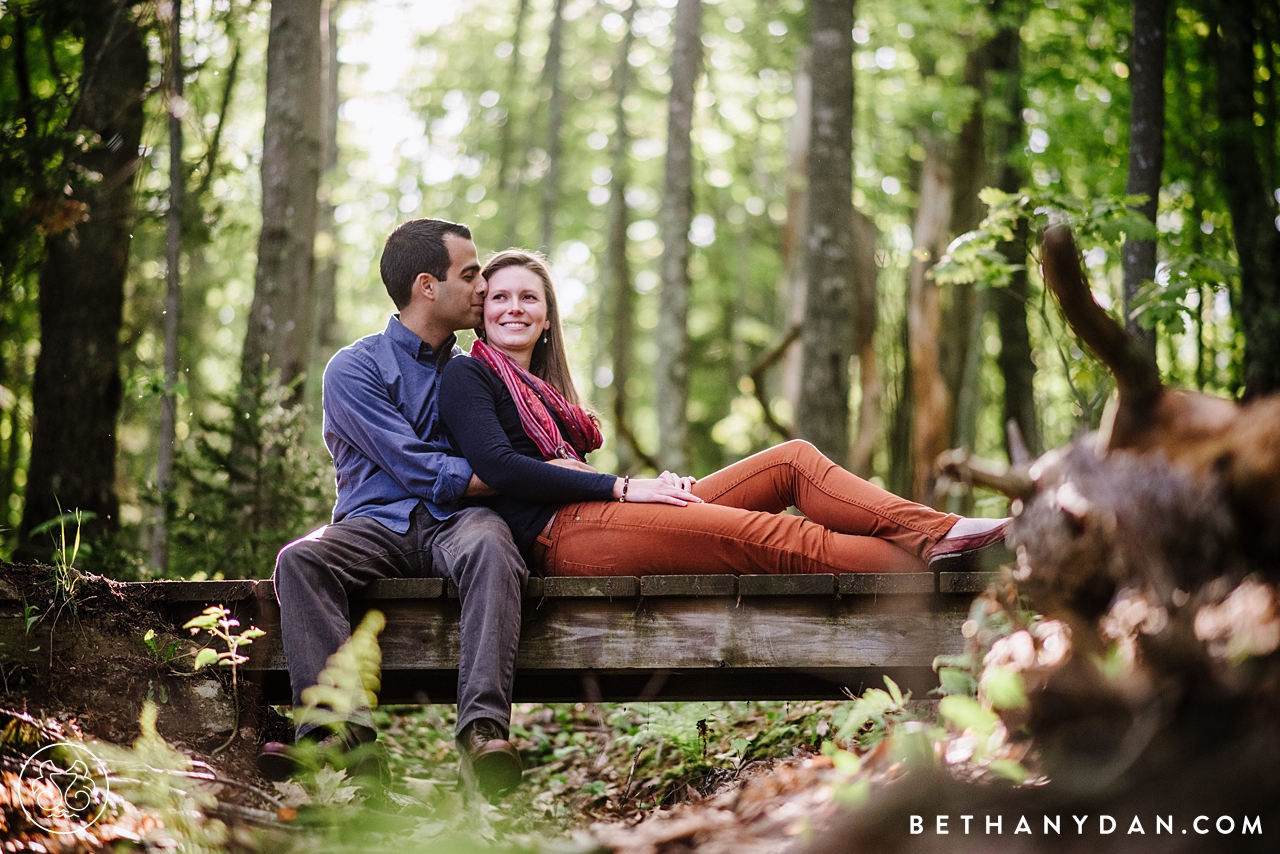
[545,458,701,506]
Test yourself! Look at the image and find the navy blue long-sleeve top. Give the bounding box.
[438,355,617,562]
[323,316,473,532]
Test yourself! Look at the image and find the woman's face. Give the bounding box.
[483,265,552,367]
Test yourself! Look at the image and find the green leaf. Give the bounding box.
[193,647,219,670]
[988,759,1029,783]
[830,749,862,776]
[982,666,1028,710]
[938,695,1000,736]
[937,666,977,697]
[884,676,904,707]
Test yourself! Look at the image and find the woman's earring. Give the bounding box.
[542,333,549,345]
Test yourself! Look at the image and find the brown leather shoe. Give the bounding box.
[457,718,522,800]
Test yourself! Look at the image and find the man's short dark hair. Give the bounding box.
[380,219,472,309]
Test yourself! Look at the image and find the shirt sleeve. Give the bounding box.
[324,349,473,508]
[439,358,617,504]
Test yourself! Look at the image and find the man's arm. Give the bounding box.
[325,351,473,507]
[464,473,497,498]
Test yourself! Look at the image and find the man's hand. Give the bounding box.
[546,458,598,474]
[463,473,497,498]
[658,470,697,492]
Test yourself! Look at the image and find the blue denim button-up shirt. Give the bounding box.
[322,315,473,532]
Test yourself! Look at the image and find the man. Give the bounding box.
[259,218,525,799]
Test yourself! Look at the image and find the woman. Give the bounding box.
[438,250,1007,577]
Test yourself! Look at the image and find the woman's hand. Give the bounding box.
[546,457,598,473]
[614,477,702,506]
[658,470,698,493]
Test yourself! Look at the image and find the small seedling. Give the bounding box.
[183,604,266,754]
[142,628,181,665]
[22,598,40,636]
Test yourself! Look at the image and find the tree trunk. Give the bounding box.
[945,42,991,471]
[539,0,567,254]
[989,0,1042,457]
[606,1,649,472]
[778,48,811,413]
[20,0,148,553]
[655,0,702,471]
[994,220,1041,455]
[239,0,323,399]
[887,317,913,498]
[1121,0,1167,361]
[312,0,342,363]
[153,0,185,570]
[848,210,881,477]
[500,0,531,247]
[1212,0,1280,397]
[795,0,855,462]
[906,139,954,505]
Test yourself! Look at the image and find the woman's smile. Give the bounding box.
[484,266,551,368]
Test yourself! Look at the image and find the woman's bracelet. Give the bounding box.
[619,475,630,503]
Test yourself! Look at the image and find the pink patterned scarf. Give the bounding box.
[470,338,603,461]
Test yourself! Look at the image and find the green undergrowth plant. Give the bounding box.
[28,504,95,611]
[837,676,916,751]
[142,627,182,665]
[163,372,330,580]
[294,610,385,735]
[183,604,266,754]
[92,702,231,852]
[278,610,386,792]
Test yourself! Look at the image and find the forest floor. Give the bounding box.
[0,561,945,853]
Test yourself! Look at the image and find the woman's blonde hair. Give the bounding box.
[478,249,585,406]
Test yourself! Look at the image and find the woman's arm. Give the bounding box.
[439,357,617,504]
[441,357,702,507]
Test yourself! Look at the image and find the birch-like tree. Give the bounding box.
[795,0,855,462]
[655,0,703,471]
[238,0,324,399]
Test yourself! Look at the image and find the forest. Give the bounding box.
[3,0,1280,851]
[0,0,1277,573]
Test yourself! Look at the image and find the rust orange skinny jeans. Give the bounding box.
[534,440,960,576]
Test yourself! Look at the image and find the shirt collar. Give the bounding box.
[385,314,456,362]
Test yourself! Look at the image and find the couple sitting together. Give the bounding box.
[261,217,1008,797]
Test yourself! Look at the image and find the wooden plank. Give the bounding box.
[365,578,444,599]
[140,579,265,602]
[542,576,640,598]
[640,575,737,597]
[939,571,999,593]
[839,573,935,595]
[446,578,543,598]
[244,595,966,674]
[738,575,837,596]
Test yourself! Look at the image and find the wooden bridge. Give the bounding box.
[139,571,994,705]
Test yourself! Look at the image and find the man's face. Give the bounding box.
[434,234,486,331]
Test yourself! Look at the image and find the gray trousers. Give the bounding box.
[273,504,527,739]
